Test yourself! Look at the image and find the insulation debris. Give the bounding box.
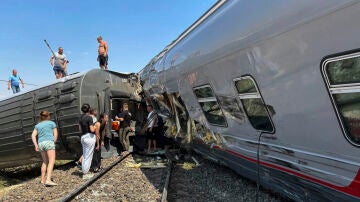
[182,162,197,170]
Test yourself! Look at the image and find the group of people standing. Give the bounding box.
[114,102,161,153]
[78,104,109,179]
[31,103,109,186]
[7,36,109,94]
[30,101,166,186]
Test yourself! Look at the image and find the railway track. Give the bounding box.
[60,152,173,201]
[59,153,132,201]
[1,151,286,201]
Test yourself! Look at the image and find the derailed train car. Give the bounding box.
[0,69,142,169]
[140,0,360,201]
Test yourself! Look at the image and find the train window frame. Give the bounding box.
[193,84,228,127]
[322,52,360,147]
[233,76,275,133]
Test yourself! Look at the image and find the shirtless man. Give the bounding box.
[50,47,67,79]
[97,36,108,70]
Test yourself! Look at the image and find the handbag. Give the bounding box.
[139,124,148,135]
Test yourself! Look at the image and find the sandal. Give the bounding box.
[75,161,82,168]
[45,181,58,186]
[93,167,103,173]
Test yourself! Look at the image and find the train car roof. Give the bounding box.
[0,69,133,102]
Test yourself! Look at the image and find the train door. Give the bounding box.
[190,84,228,161]
[232,76,275,184]
[102,89,142,156]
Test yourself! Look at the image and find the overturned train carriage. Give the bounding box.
[140,0,360,201]
[0,69,142,169]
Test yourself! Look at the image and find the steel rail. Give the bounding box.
[161,159,173,202]
[59,153,131,202]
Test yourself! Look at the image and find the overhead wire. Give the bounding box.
[0,79,38,86]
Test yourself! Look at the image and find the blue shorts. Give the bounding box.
[11,85,20,94]
[39,141,55,151]
[53,66,65,75]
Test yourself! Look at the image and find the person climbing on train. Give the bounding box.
[8,69,24,94]
[31,111,58,186]
[91,113,108,172]
[78,103,96,180]
[115,103,132,151]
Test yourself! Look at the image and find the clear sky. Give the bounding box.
[0,0,216,98]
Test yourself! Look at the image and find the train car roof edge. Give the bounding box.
[0,69,134,102]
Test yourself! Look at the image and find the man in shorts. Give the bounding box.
[7,69,24,94]
[97,36,108,70]
[50,47,67,79]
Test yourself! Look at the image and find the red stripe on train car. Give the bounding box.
[212,145,360,198]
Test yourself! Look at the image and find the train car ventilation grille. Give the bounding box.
[37,90,52,100]
[59,94,76,104]
[61,82,77,92]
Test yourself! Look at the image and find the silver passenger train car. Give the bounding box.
[0,69,142,169]
[139,0,360,201]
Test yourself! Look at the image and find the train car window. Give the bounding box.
[234,77,274,133]
[193,85,227,127]
[325,57,360,85]
[194,86,215,98]
[235,78,257,94]
[322,54,360,146]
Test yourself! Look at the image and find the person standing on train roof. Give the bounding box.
[31,111,58,186]
[97,36,108,70]
[78,103,96,180]
[7,69,24,94]
[50,47,68,79]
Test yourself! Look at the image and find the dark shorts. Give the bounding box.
[53,66,65,75]
[98,55,108,67]
[146,127,158,141]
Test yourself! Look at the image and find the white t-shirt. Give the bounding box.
[147,111,157,128]
[54,52,67,67]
